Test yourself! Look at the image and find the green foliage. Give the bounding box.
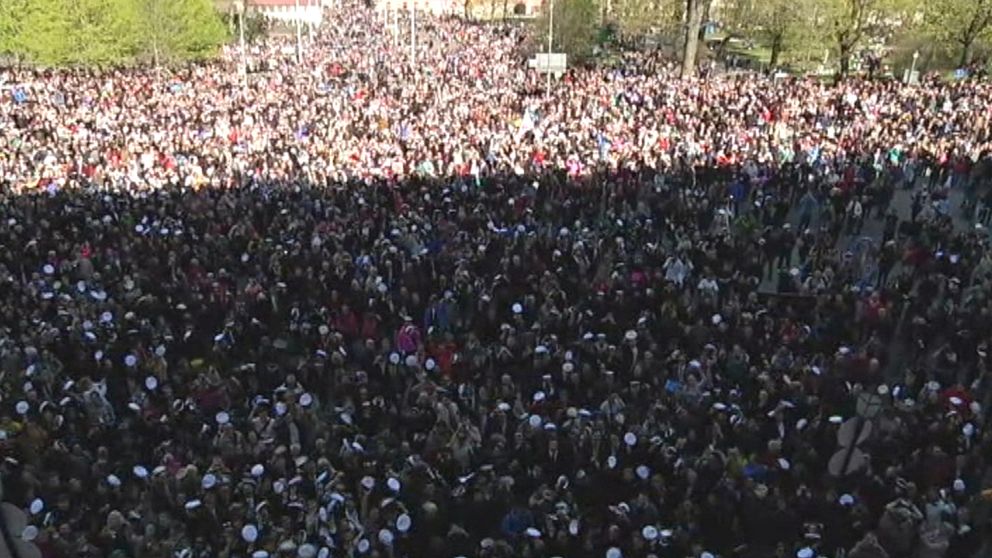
[222,11,269,45]
[822,0,917,75]
[920,0,992,66]
[721,0,825,65]
[612,0,680,38]
[135,0,228,63]
[532,0,601,61]
[3,0,228,67]
[0,0,30,58]
[244,11,271,44]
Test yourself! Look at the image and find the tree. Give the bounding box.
[14,0,140,66]
[823,0,912,76]
[243,11,270,44]
[681,0,704,77]
[0,0,30,60]
[533,0,600,62]
[750,0,817,67]
[135,0,227,64]
[921,0,992,67]
[613,0,680,39]
[6,0,225,67]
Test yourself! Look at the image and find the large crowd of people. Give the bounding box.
[2,3,992,558]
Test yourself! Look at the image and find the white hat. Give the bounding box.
[242,524,259,542]
[607,455,617,469]
[701,553,715,558]
[712,402,727,411]
[828,415,843,424]
[389,352,400,364]
[29,498,44,515]
[778,458,791,470]
[15,401,29,415]
[711,314,722,325]
[525,527,541,538]
[396,513,412,532]
[568,519,580,535]
[216,411,230,425]
[251,464,265,477]
[797,548,814,558]
[133,466,149,479]
[378,529,394,546]
[357,539,370,553]
[145,376,158,390]
[251,551,269,558]
[124,354,137,367]
[642,525,658,540]
[22,525,38,542]
[877,384,889,395]
[424,358,436,371]
[625,330,637,341]
[155,345,166,357]
[949,396,964,406]
[497,402,511,412]
[953,478,966,492]
[106,474,122,487]
[300,393,314,408]
[839,494,855,506]
[298,544,318,558]
[512,303,523,314]
[184,499,202,510]
[404,355,418,367]
[361,476,375,491]
[529,415,542,428]
[636,465,651,480]
[202,473,217,490]
[963,423,975,437]
[606,547,622,558]
[796,418,809,430]
[533,391,546,402]
[387,477,401,492]
[624,432,637,446]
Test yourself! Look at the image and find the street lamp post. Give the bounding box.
[909,50,920,84]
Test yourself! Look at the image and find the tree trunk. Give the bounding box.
[769,34,782,68]
[681,0,704,78]
[696,0,710,43]
[501,0,508,20]
[959,38,974,68]
[837,42,851,79]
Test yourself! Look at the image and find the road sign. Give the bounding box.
[529,53,567,75]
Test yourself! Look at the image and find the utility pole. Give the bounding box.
[394,3,400,48]
[295,0,304,64]
[235,0,247,89]
[546,0,553,98]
